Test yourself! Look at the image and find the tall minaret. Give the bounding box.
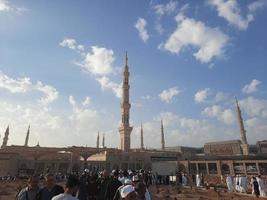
[235,97,249,155]
[102,133,105,148]
[140,123,144,150]
[1,125,9,148]
[161,120,165,150]
[24,125,30,146]
[96,131,100,148]
[119,52,133,151]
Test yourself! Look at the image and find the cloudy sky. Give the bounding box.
[0,0,267,148]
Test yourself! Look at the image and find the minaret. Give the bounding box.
[96,131,100,148]
[140,123,144,150]
[102,133,105,148]
[24,125,30,146]
[118,52,133,151]
[235,97,249,155]
[161,120,165,150]
[1,125,9,148]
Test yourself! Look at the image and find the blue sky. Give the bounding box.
[0,0,267,148]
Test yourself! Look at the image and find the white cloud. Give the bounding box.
[248,0,267,12]
[141,95,151,100]
[35,81,58,105]
[0,0,10,11]
[68,95,98,128]
[214,91,228,103]
[131,111,237,148]
[0,71,58,105]
[96,76,122,98]
[242,79,261,94]
[60,38,121,99]
[208,0,253,30]
[152,1,180,34]
[155,21,164,34]
[0,95,120,147]
[0,0,27,13]
[194,89,227,104]
[60,38,85,52]
[159,87,180,103]
[202,105,235,125]
[239,97,267,118]
[244,117,267,142]
[82,96,91,107]
[194,88,210,103]
[153,1,178,16]
[60,38,77,50]
[163,13,229,63]
[0,101,65,147]
[135,18,149,43]
[83,46,115,75]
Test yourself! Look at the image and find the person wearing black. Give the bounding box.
[87,173,99,200]
[77,169,90,200]
[98,170,110,200]
[105,170,122,200]
[252,176,260,198]
[36,173,64,200]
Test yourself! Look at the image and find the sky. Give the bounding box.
[0,0,267,149]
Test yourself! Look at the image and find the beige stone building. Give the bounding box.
[176,98,267,176]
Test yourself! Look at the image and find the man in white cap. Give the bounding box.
[120,185,137,200]
[113,177,133,200]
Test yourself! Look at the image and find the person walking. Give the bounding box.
[226,175,233,192]
[51,175,80,200]
[120,185,137,200]
[196,174,201,187]
[98,170,110,200]
[17,174,41,200]
[36,173,64,200]
[105,170,122,200]
[257,175,266,197]
[252,177,260,198]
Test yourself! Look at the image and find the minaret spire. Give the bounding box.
[125,51,128,66]
[1,125,9,148]
[161,120,165,150]
[24,125,30,146]
[235,97,249,155]
[102,133,105,148]
[118,52,133,151]
[96,131,100,148]
[140,123,144,150]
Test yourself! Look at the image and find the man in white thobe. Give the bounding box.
[257,175,266,197]
[196,174,201,187]
[239,176,247,193]
[182,173,187,186]
[226,175,233,192]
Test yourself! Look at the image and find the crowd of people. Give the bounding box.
[175,172,267,198]
[15,169,152,200]
[225,174,266,197]
[11,169,267,200]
